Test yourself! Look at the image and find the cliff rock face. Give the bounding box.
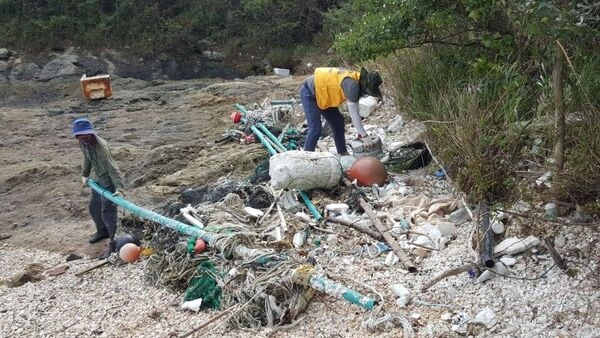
[0,47,243,84]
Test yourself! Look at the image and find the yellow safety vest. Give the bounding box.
[314,67,360,109]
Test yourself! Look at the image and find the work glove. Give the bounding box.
[113,188,125,197]
[81,176,88,187]
[360,135,378,151]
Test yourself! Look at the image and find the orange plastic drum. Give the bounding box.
[346,156,388,186]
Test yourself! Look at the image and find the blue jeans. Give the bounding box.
[300,83,348,155]
[89,184,117,239]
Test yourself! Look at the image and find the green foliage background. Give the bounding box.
[0,0,341,62]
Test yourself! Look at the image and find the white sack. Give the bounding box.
[269,150,342,190]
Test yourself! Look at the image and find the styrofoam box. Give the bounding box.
[273,68,290,76]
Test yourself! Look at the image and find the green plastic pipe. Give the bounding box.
[249,125,278,155]
[234,104,323,221]
[257,123,287,151]
[298,191,323,221]
[235,103,278,154]
[270,99,295,106]
[87,179,214,242]
[256,125,286,153]
[309,275,376,310]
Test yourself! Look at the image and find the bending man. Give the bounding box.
[300,67,383,155]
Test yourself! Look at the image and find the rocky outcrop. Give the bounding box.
[0,47,242,83]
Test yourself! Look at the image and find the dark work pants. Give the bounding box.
[300,82,348,155]
[89,185,117,239]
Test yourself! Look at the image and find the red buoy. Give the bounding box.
[119,243,141,263]
[194,239,207,254]
[231,111,242,124]
[346,156,388,186]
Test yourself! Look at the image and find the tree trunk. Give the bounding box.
[552,42,566,191]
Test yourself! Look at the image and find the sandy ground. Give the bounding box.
[0,74,303,257]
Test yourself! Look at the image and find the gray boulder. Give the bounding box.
[38,53,81,81]
[0,48,9,59]
[13,62,41,80]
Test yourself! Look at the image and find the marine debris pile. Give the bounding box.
[99,100,597,335]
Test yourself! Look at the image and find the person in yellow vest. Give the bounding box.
[300,67,383,155]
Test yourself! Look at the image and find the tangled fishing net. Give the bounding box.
[140,178,321,328]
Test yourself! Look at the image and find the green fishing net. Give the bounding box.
[184,260,222,309]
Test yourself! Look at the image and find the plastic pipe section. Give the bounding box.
[87,179,213,242]
[480,202,495,268]
[257,123,286,150]
[309,275,376,310]
[298,191,323,221]
[234,103,323,221]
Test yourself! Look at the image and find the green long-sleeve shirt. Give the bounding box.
[80,135,124,189]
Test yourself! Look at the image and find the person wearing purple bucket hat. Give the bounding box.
[72,117,125,259]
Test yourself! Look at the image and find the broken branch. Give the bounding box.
[421,263,475,292]
[326,216,382,241]
[75,261,109,277]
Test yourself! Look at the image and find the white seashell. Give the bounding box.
[292,230,307,248]
[385,251,399,266]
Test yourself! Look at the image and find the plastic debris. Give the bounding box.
[244,206,264,218]
[436,221,458,237]
[448,207,471,224]
[491,220,505,234]
[339,155,357,171]
[554,235,566,248]
[476,262,508,283]
[386,115,404,133]
[544,202,557,220]
[434,169,446,179]
[292,230,308,248]
[280,190,302,211]
[494,236,540,256]
[473,307,497,328]
[391,284,412,307]
[535,171,553,187]
[181,298,203,312]
[325,203,350,216]
[363,242,392,257]
[269,150,342,190]
[499,256,517,267]
[385,251,399,266]
[451,312,471,334]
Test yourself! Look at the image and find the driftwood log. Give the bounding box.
[343,178,416,272]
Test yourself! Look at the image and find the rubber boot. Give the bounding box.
[98,238,117,260]
[89,231,110,244]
